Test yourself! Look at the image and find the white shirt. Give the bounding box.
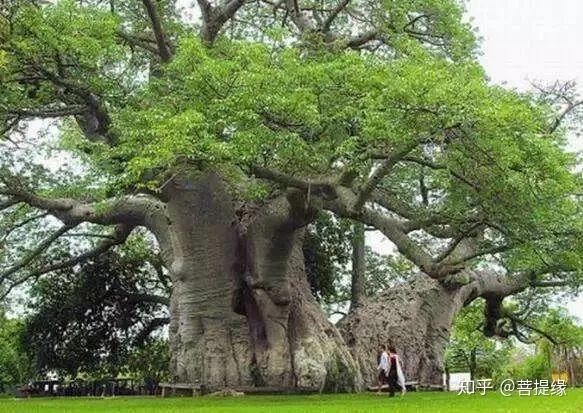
[377,351,389,374]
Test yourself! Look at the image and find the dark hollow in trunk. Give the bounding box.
[163,174,362,391]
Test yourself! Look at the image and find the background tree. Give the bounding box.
[0,309,32,391]
[445,301,513,381]
[126,339,170,392]
[21,238,169,378]
[0,0,581,391]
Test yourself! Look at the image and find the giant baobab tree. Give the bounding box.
[1,0,582,391]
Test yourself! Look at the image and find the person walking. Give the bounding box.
[386,345,406,397]
[376,344,389,394]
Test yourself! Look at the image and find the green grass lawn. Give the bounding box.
[1,390,582,413]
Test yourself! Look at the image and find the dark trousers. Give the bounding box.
[387,369,401,397]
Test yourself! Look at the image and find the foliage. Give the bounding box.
[0,309,32,387]
[0,3,581,386]
[364,246,416,295]
[446,300,513,380]
[303,212,352,302]
[0,0,580,293]
[452,304,583,383]
[536,308,583,348]
[496,345,552,383]
[126,339,170,385]
[499,308,583,382]
[21,241,168,378]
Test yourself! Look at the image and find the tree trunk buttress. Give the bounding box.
[159,173,520,393]
[163,174,362,391]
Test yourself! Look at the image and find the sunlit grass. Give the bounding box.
[1,389,581,413]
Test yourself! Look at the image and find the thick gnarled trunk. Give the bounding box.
[165,174,252,387]
[163,174,361,391]
[158,173,516,392]
[339,275,472,388]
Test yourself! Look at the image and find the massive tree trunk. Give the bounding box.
[165,173,251,388]
[155,173,524,392]
[338,270,526,389]
[338,275,473,388]
[162,173,362,391]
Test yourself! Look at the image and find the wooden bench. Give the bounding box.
[159,382,201,397]
[158,384,319,397]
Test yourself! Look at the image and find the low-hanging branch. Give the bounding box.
[0,181,164,227]
[0,224,133,300]
[0,223,76,282]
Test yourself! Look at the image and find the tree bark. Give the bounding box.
[154,173,528,392]
[338,269,530,389]
[161,173,362,391]
[164,173,252,388]
[339,275,473,388]
[350,222,366,311]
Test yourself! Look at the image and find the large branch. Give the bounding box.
[353,139,420,210]
[445,243,513,267]
[252,165,472,279]
[5,105,88,119]
[327,187,441,277]
[480,291,557,344]
[3,46,115,144]
[461,264,576,309]
[1,183,164,227]
[250,165,333,191]
[199,0,247,43]
[346,30,378,49]
[0,224,132,299]
[34,67,116,144]
[141,0,173,62]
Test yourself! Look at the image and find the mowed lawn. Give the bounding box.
[1,390,582,413]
